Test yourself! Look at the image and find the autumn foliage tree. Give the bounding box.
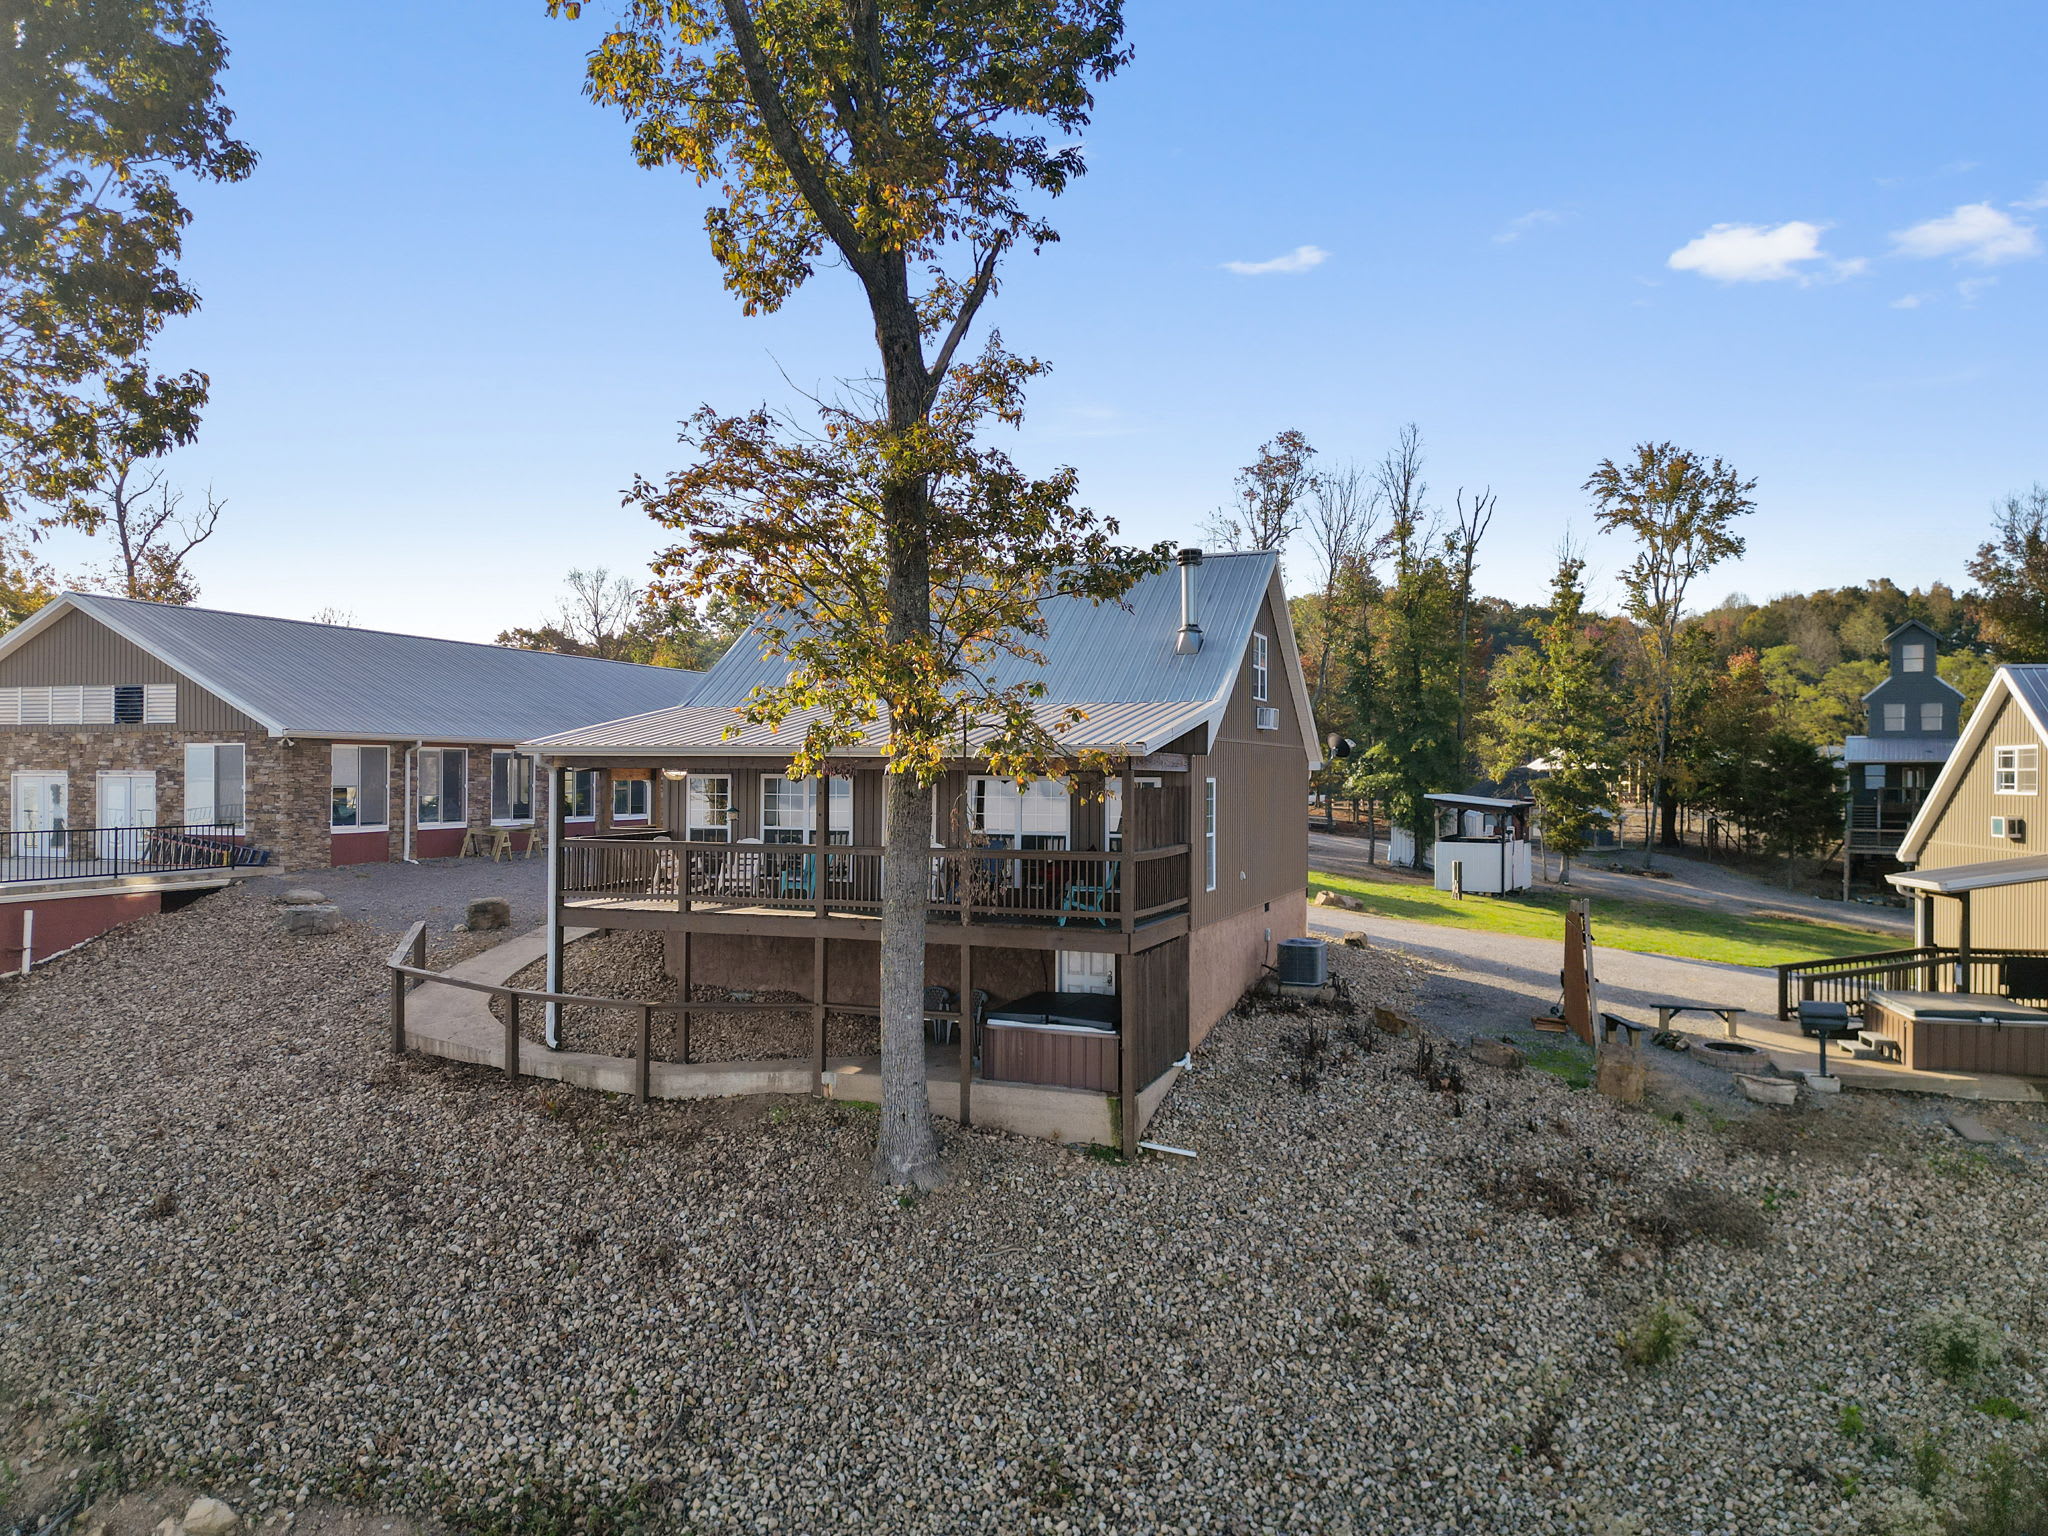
[1967,484,2048,662]
[553,0,1152,1187]
[2,2,253,525]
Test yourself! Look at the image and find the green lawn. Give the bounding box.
[1308,869,1890,968]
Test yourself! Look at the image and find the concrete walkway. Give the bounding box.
[1308,904,2042,1103]
[1310,830,1911,937]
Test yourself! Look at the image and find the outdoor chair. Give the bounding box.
[924,985,957,1044]
[776,852,817,902]
[1058,861,1119,927]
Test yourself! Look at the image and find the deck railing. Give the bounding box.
[558,836,1191,929]
[1774,945,2048,1019]
[0,819,256,884]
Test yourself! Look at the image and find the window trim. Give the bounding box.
[183,742,246,829]
[331,744,392,832]
[612,776,651,821]
[1203,777,1218,892]
[1901,642,1927,673]
[490,749,536,826]
[1251,632,1270,703]
[1882,702,1907,732]
[1994,745,2040,796]
[760,773,853,845]
[415,746,469,829]
[562,767,599,822]
[1919,701,1944,733]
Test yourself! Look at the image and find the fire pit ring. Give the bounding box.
[1693,1039,1770,1073]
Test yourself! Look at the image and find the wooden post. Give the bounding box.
[390,966,407,1054]
[635,1003,651,1102]
[594,767,614,836]
[545,765,567,1049]
[812,934,827,1096]
[958,942,973,1127]
[504,993,520,1082]
[678,930,692,1065]
[1118,952,1137,1157]
[815,774,830,919]
[1956,894,1973,994]
[1120,757,1137,935]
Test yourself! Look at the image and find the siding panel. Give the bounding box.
[0,608,260,734]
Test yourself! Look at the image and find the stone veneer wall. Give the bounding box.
[1,731,557,872]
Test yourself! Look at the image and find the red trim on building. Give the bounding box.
[414,827,465,859]
[330,830,391,866]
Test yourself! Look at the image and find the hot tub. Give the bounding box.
[1863,991,2048,1075]
[981,991,1120,1092]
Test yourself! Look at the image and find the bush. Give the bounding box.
[1618,1299,1700,1368]
[1849,1486,1948,1536]
[1916,1303,2006,1386]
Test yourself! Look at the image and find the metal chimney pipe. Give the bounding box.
[1174,547,1204,655]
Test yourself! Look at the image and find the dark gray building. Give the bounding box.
[1841,619,1963,877]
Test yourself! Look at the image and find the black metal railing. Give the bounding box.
[0,820,259,883]
[1774,946,2048,1019]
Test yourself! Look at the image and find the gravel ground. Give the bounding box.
[249,856,547,935]
[494,931,882,1062]
[2,889,2043,1536]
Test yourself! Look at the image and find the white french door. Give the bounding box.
[95,771,158,860]
[10,772,69,854]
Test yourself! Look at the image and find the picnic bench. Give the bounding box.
[1650,1003,1747,1039]
[1597,1012,1655,1046]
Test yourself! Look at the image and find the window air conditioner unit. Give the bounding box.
[1992,816,2027,843]
[1255,706,1280,731]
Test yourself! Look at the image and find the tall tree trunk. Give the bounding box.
[871,262,944,1188]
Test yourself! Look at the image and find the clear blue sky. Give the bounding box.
[43,0,2048,639]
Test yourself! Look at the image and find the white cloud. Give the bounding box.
[1890,292,1930,309]
[1891,203,2039,265]
[1494,209,1563,244]
[2016,182,2048,210]
[1221,244,1329,276]
[1666,220,1860,283]
[1958,276,1999,305]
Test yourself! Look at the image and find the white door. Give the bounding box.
[11,772,69,854]
[95,771,158,860]
[1058,950,1117,996]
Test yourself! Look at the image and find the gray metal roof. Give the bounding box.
[2010,664,2048,732]
[1841,735,1959,764]
[42,592,698,741]
[1889,852,2048,895]
[531,551,1296,757]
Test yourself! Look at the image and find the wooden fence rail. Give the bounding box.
[1773,945,2048,1019]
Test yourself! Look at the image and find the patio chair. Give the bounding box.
[1058,861,1119,927]
[924,985,958,1044]
[776,852,817,901]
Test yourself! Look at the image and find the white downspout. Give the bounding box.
[402,742,423,863]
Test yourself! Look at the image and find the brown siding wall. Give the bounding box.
[1916,695,2048,949]
[1126,936,1190,1088]
[0,607,262,733]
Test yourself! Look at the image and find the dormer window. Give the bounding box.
[1901,642,1927,672]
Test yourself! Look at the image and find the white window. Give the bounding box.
[490,751,534,823]
[1252,633,1269,703]
[1901,642,1927,673]
[686,775,732,841]
[416,747,467,826]
[563,769,598,821]
[0,683,175,725]
[969,776,1070,849]
[760,775,852,844]
[1994,746,2039,795]
[1882,703,1906,732]
[184,743,245,828]
[331,745,391,830]
[612,777,650,819]
[1203,777,1218,892]
[1920,702,1944,733]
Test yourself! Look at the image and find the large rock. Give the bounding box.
[1341,932,1371,950]
[278,903,343,936]
[1468,1038,1525,1072]
[1312,890,1365,911]
[465,897,512,932]
[182,1498,238,1536]
[1595,1048,1647,1104]
[1371,1007,1415,1037]
[274,888,328,906]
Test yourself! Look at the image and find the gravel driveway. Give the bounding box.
[250,855,548,934]
[3,887,2043,1536]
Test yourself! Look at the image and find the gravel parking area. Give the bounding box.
[249,855,547,935]
[2,889,2043,1535]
